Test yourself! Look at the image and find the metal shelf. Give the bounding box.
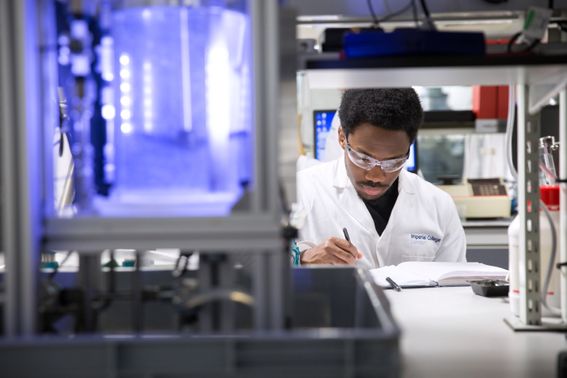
[301,54,567,114]
[301,54,567,326]
[305,53,567,70]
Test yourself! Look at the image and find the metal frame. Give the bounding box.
[251,0,280,215]
[1,0,286,336]
[0,268,401,378]
[40,0,283,251]
[302,61,567,326]
[44,216,282,251]
[1,0,43,337]
[517,84,542,325]
[3,0,567,339]
[560,89,567,324]
[302,65,567,89]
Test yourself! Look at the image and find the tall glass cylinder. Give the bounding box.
[105,1,252,216]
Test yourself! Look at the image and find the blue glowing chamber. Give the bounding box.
[108,5,252,216]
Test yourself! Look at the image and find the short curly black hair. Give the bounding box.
[338,88,423,143]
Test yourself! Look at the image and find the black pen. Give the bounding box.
[343,227,362,261]
[342,227,351,242]
[386,276,402,292]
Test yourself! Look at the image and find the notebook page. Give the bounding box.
[395,262,507,286]
[369,265,437,288]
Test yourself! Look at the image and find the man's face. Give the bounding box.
[339,123,411,201]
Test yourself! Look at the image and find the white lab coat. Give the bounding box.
[296,154,466,268]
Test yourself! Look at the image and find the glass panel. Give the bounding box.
[417,134,465,184]
[62,2,254,217]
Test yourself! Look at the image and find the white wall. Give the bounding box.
[297,82,342,155]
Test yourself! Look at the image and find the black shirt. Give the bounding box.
[362,178,399,236]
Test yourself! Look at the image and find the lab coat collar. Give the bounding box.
[333,153,350,189]
[333,154,416,195]
[398,169,416,194]
[333,154,376,249]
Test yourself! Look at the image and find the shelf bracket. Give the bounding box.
[529,75,567,115]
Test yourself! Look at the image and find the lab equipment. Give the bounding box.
[509,136,562,318]
[437,178,511,219]
[0,267,401,376]
[508,184,561,317]
[96,3,253,216]
[0,1,400,376]
[470,279,509,297]
[539,136,560,185]
[342,29,486,58]
[2,0,286,337]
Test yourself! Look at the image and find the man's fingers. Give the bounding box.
[329,237,362,259]
[330,248,355,264]
[302,237,363,265]
[303,245,353,265]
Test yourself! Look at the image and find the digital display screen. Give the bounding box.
[313,110,336,160]
[406,140,417,173]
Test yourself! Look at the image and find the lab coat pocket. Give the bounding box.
[403,233,441,262]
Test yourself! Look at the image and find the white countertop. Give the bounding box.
[385,286,567,378]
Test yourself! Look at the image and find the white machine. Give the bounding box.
[438,178,511,219]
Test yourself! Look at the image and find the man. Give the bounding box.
[296,88,466,268]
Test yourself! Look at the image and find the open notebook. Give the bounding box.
[370,262,508,288]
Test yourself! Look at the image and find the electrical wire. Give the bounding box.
[92,250,117,312]
[418,0,431,19]
[47,251,74,280]
[173,252,193,278]
[505,85,517,180]
[555,21,567,33]
[366,0,415,28]
[507,32,541,54]
[366,0,379,27]
[418,0,435,29]
[379,1,414,23]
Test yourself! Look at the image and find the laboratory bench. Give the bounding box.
[385,286,567,378]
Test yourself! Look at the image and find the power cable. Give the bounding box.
[418,0,436,29]
[506,32,541,54]
[366,0,380,28]
[379,1,414,23]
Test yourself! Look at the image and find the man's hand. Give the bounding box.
[301,237,363,265]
